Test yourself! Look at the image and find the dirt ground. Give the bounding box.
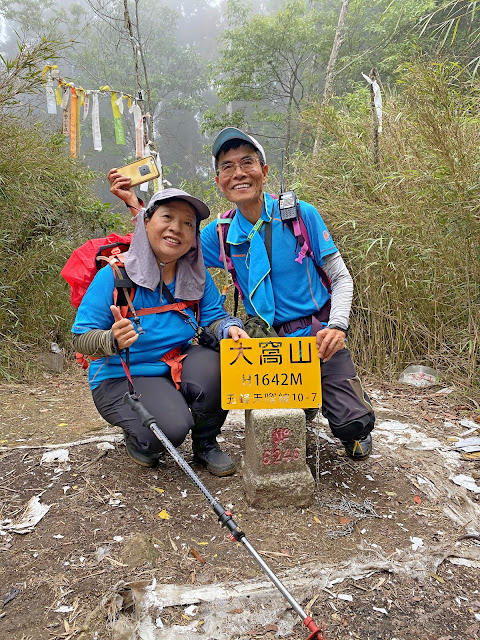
[1,366,480,640]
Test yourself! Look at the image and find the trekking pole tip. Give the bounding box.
[304,616,327,640]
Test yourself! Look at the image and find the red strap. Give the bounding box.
[116,350,136,394]
[75,352,90,370]
[126,300,197,318]
[160,347,187,390]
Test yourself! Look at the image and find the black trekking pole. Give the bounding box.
[123,392,327,640]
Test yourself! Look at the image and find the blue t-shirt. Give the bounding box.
[201,193,337,334]
[72,267,228,389]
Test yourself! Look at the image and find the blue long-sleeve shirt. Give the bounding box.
[72,266,228,389]
[201,193,337,330]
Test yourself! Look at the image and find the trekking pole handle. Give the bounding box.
[123,393,156,427]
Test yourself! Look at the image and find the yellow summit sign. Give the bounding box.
[220,337,321,410]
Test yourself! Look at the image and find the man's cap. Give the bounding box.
[212,127,266,168]
[146,188,210,220]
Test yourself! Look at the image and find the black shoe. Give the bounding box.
[193,440,236,477]
[341,433,372,460]
[304,408,319,424]
[125,437,158,468]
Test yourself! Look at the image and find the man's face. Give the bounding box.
[215,144,268,209]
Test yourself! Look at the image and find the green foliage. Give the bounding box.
[205,0,325,156]
[72,1,208,127]
[0,114,125,380]
[1,0,209,173]
[320,0,434,92]
[418,1,480,70]
[299,60,480,390]
[0,37,63,110]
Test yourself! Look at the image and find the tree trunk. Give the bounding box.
[134,0,154,120]
[123,0,142,101]
[322,0,351,105]
[123,0,154,136]
[313,0,351,154]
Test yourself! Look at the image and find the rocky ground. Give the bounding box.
[1,367,479,640]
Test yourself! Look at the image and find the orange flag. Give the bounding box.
[70,87,77,158]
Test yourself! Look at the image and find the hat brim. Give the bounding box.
[147,189,210,221]
[212,127,266,166]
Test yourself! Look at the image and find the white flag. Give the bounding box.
[362,73,383,133]
[129,101,144,159]
[83,91,90,120]
[92,92,102,151]
[45,71,57,115]
[115,93,124,115]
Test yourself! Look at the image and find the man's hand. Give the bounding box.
[110,305,139,350]
[228,326,249,341]
[107,168,142,211]
[316,327,346,362]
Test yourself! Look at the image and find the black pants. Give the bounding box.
[92,345,227,455]
[319,347,375,441]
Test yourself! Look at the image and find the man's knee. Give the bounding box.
[329,412,375,441]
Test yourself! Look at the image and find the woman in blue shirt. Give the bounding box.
[72,188,247,475]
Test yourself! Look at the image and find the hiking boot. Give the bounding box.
[304,407,319,425]
[125,437,158,468]
[193,440,236,477]
[341,433,372,461]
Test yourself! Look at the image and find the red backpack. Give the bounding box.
[61,233,134,308]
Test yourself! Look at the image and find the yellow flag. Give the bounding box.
[42,64,58,77]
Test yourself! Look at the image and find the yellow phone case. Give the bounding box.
[116,156,160,187]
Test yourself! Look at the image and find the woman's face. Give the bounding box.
[144,200,196,264]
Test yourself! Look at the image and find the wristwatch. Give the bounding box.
[327,324,349,336]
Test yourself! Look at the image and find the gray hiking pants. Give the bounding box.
[92,345,227,455]
[314,347,375,441]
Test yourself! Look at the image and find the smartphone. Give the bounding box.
[116,156,160,187]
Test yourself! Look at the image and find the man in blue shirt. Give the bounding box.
[201,128,375,460]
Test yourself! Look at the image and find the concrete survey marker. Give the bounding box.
[242,408,314,508]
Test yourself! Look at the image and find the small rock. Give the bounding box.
[119,533,162,567]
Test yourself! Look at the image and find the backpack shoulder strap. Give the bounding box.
[107,258,136,315]
[217,208,236,263]
[287,205,332,294]
[126,283,200,325]
[264,219,273,267]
